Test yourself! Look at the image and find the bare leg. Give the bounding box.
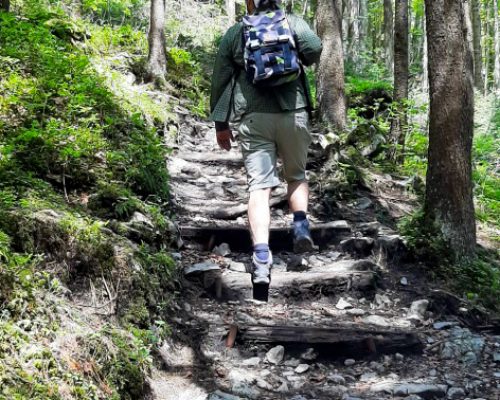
[248,188,272,245]
[288,180,309,213]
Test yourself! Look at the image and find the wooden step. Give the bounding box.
[180,220,352,252]
[220,265,378,301]
[232,324,423,356]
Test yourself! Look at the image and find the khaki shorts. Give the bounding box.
[237,109,312,192]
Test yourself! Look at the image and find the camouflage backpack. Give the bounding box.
[242,7,301,87]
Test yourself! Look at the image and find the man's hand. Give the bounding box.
[216,129,235,151]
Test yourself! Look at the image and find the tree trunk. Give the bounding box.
[146,0,167,87]
[226,0,236,26]
[483,1,491,94]
[389,0,409,163]
[422,5,428,94]
[384,0,394,74]
[346,0,360,67]
[358,0,368,62]
[494,0,500,90]
[317,0,347,132]
[463,1,476,93]
[471,0,484,89]
[424,0,476,259]
[0,0,10,12]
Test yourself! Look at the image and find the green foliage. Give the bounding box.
[0,3,182,399]
[345,76,393,97]
[400,210,500,312]
[0,229,102,400]
[80,326,153,400]
[81,0,147,27]
[121,246,176,326]
[88,24,146,54]
[89,182,142,219]
[399,209,452,264]
[0,8,170,200]
[167,47,210,117]
[305,67,317,109]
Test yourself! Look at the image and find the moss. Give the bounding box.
[79,326,154,400]
[118,246,176,327]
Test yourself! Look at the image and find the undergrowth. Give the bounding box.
[400,210,500,312]
[0,3,177,398]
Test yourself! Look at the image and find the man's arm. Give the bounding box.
[290,15,322,66]
[210,25,239,132]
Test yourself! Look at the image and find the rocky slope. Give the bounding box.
[147,117,500,400]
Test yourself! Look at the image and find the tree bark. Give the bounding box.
[494,0,500,90]
[317,0,347,132]
[226,0,236,26]
[358,0,368,61]
[384,0,394,74]
[146,0,167,87]
[483,1,491,94]
[422,5,428,94]
[424,0,476,259]
[346,0,360,67]
[389,0,409,163]
[0,0,10,12]
[471,0,484,89]
[464,1,475,74]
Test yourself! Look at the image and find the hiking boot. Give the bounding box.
[293,219,315,253]
[251,251,272,285]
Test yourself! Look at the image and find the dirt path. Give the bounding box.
[148,118,500,400]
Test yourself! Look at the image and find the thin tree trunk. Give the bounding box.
[410,9,424,72]
[422,6,428,94]
[494,0,500,89]
[146,0,167,87]
[359,0,368,62]
[0,0,10,12]
[346,0,360,67]
[342,0,349,53]
[484,1,491,94]
[389,0,409,163]
[471,0,484,89]
[424,0,476,259]
[226,0,236,26]
[464,1,475,85]
[384,0,394,75]
[317,0,347,132]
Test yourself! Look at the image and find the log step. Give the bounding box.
[233,324,423,356]
[220,266,378,301]
[180,220,352,252]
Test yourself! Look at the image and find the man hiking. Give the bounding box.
[210,0,322,288]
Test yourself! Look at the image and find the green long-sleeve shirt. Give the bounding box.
[210,13,322,127]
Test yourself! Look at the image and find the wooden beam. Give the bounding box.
[179,220,352,252]
[234,324,423,355]
[221,269,377,300]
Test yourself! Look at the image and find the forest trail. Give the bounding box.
[148,118,500,400]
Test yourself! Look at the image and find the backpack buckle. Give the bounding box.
[278,34,289,43]
[249,39,261,50]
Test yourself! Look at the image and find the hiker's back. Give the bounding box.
[228,13,320,119]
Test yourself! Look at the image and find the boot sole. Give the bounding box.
[293,236,315,253]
